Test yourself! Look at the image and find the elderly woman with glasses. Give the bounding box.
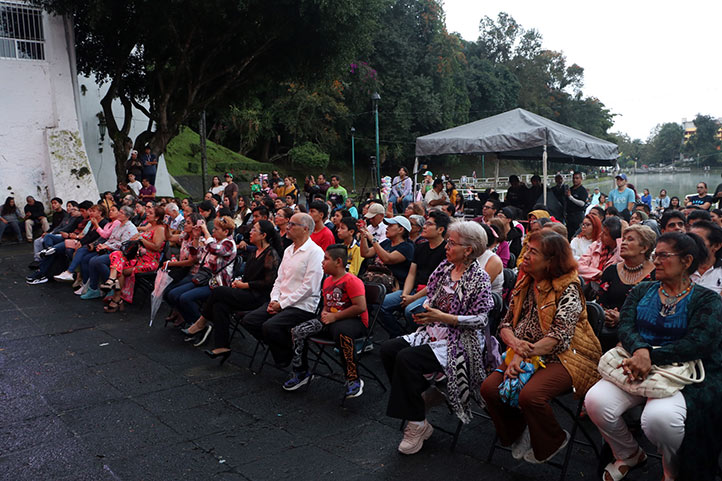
[381,221,494,455]
[481,230,601,464]
[585,232,722,481]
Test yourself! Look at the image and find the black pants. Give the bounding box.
[380,337,443,422]
[241,302,316,366]
[566,211,584,241]
[201,286,267,349]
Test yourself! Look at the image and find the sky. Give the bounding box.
[442,0,722,140]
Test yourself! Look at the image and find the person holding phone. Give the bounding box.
[380,221,495,455]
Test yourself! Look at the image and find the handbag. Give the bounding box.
[191,251,233,287]
[121,239,142,259]
[597,346,705,398]
[361,264,397,293]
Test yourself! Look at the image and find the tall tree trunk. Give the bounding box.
[100,81,133,183]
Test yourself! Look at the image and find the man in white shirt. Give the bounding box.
[424,179,449,210]
[165,203,184,232]
[127,173,142,196]
[241,212,324,366]
[365,202,387,242]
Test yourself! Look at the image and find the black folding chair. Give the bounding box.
[507,253,516,269]
[306,282,387,404]
[486,300,605,481]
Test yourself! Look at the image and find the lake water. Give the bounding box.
[583,170,722,201]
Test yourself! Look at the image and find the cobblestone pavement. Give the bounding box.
[0,243,666,480]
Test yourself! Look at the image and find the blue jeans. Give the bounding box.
[388,193,413,213]
[37,240,68,275]
[378,289,427,337]
[80,251,99,283]
[88,253,111,290]
[166,275,195,307]
[68,246,91,274]
[0,220,22,242]
[177,283,212,323]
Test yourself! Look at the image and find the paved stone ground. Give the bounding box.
[0,243,667,481]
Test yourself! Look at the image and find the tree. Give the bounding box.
[648,122,683,164]
[685,114,721,165]
[38,0,383,181]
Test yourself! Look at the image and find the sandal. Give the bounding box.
[104,299,124,313]
[602,447,647,481]
[100,277,118,291]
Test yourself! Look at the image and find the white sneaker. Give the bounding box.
[511,427,531,460]
[74,281,89,296]
[39,247,55,258]
[524,430,570,464]
[398,420,434,455]
[54,271,75,282]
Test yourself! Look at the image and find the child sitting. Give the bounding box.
[283,244,368,398]
[336,217,362,276]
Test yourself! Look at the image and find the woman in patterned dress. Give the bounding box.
[380,221,495,455]
[102,205,167,312]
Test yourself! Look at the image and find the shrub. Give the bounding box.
[288,142,329,170]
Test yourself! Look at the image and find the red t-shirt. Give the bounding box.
[323,273,368,327]
[310,226,335,251]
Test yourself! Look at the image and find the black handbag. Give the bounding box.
[191,251,232,287]
[121,239,141,259]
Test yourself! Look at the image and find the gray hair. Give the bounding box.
[296,213,315,232]
[165,202,179,213]
[448,220,488,260]
[119,205,134,219]
[623,224,657,259]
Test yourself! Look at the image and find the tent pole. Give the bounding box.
[413,157,418,201]
[495,157,499,188]
[543,144,548,204]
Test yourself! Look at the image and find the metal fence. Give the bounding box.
[0,1,45,60]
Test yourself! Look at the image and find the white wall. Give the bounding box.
[78,77,173,197]
[0,10,99,209]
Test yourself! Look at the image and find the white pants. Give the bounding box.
[585,379,686,480]
[25,217,49,240]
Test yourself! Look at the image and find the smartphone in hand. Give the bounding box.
[409,304,427,316]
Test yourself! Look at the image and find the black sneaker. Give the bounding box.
[26,273,48,285]
[345,379,364,398]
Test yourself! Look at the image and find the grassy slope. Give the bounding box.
[164,126,273,178]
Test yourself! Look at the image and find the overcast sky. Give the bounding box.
[443,0,722,140]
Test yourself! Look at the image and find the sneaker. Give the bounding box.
[398,420,434,455]
[54,271,75,282]
[523,430,570,464]
[282,371,313,391]
[26,271,40,282]
[74,285,85,295]
[193,325,213,347]
[39,247,55,258]
[345,379,364,398]
[354,339,374,354]
[26,273,48,285]
[80,288,102,300]
[511,427,531,460]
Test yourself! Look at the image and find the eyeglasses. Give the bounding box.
[424,221,436,227]
[446,239,469,248]
[652,252,681,261]
[287,221,300,228]
[581,222,592,227]
[483,205,493,210]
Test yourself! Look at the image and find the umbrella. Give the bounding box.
[150,268,173,326]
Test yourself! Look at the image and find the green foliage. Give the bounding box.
[685,114,721,165]
[288,142,330,170]
[164,126,273,176]
[648,122,683,164]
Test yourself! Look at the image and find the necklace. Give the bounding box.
[659,282,693,317]
[622,262,644,273]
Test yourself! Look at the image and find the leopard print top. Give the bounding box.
[499,283,582,363]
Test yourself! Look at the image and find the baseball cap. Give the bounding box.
[364,203,385,218]
[423,170,433,177]
[225,173,233,179]
[409,214,425,228]
[615,173,627,181]
[384,215,412,232]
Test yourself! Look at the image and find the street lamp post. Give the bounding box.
[350,127,356,192]
[371,92,381,189]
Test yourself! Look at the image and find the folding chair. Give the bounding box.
[486,300,606,481]
[306,282,387,404]
[133,241,170,307]
[507,253,516,269]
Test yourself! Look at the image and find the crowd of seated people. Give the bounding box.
[16,168,722,481]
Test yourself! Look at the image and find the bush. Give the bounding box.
[190,144,202,156]
[187,162,199,173]
[288,142,329,170]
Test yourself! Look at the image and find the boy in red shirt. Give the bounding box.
[283,244,368,398]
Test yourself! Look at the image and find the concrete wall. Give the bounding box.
[0,10,99,209]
